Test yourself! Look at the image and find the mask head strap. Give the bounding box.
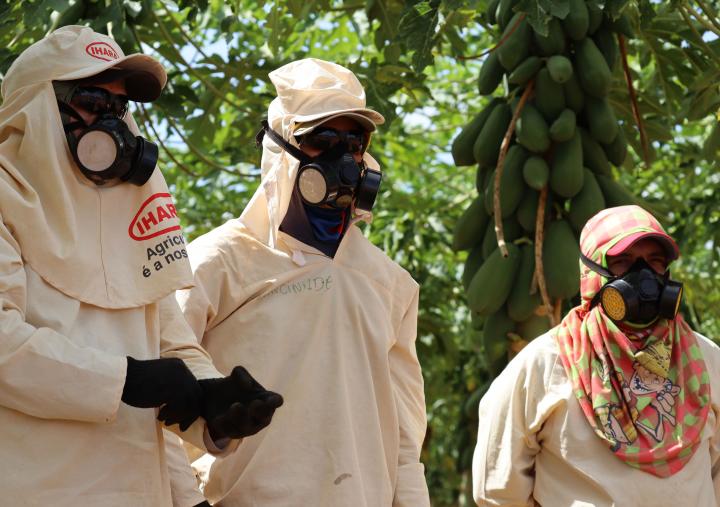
[580,252,615,279]
[256,120,310,163]
[579,252,616,311]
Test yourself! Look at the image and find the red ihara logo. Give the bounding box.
[85,42,120,62]
[129,193,181,241]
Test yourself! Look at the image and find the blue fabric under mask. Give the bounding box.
[303,204,347,243]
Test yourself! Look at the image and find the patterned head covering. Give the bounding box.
[554,205,710,477]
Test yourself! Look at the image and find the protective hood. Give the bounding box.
[240,58,384,250]
[0,25,192,309]
[554,205,709,477]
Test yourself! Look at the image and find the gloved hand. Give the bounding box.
[193,502,211,507]
[121,356,203,431]
[199,366,283,441]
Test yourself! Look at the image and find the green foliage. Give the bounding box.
[3,0,720,504]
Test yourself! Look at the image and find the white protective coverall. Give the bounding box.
[175,58,430,506]
[472,332,720,506]
[0,26,224,506]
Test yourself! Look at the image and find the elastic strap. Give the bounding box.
[256,120,309,163]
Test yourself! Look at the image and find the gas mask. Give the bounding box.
[55,86,158,186]
[581,253,683,326]
[257,120,382,212]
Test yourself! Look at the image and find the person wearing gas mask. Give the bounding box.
[0,26,282,506]
[472,205,720,506]
[173,58,430,506]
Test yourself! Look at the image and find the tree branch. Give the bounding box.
[137,104,200,177]
[493,79,534,257]
[695,0,720,35]
[683,3,720,36]
[458,13,526,60]
[618,34,650,169]
[161,111,259,178]
[534,185,556,324]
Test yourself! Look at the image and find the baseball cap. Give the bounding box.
[607,231,680,261]
[293,110,383,136]
[2,25,166,102]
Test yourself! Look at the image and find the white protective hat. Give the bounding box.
[2,25,166,102]
[268,58,384,137]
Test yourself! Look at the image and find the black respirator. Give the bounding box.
[581,253,683,326]
[57,101,158,186]
[256,120,382,212]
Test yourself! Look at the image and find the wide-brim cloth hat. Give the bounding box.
[0,25,192,309]
[240,58,384,249]
[553,205,709,477]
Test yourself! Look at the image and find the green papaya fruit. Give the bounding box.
[516,189,538,232]
[580,127,612,175]
[550,131,584,198]
[593,25,619,71]
[595,173,638,207]
[508,243,543,321]
[481,215,523,258]
[453,197,490,251]
[563,72,585,114]
[587,1,604,34]
[563,0,589,40]
[486,0,500,24]
[462,244,486,289]
[516,104,551,153]
[452,98,503,167]
[532,18,566,56]
[535,68,566,121]
[476,165,492,194]
[497,13,531,71]
[517,313,552,340]
[522,156,550,190]
[495,0,517,31]
[568,168,606,233]
[467,244,522,316]
[602,126,628,166]
[483,144,528,217]
[516,187,552,233]
[478,51,504,95]
[471,311,485,330]
[585,96,619,144]
[483,307,515,374]
[609,12,635,38]
[543,220,581,299]
[575,38,612,98]
[549,109,576,142]
[474,103,512,166]
[508,56,542,85]
[547,55,573,84]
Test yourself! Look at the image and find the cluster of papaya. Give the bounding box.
[451,1,640,381]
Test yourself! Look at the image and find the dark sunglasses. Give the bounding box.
[299,127,369,155]
[70,86,129,119]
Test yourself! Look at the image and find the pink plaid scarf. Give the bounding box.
[554,205,710,477]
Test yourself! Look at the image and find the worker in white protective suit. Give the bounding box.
[0,26,282,506]
[173,58,431,506]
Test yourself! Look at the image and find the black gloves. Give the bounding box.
[122,358,282,439]
[121,356,203,431]
[199,366,284,440]
[193,502,211,507]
